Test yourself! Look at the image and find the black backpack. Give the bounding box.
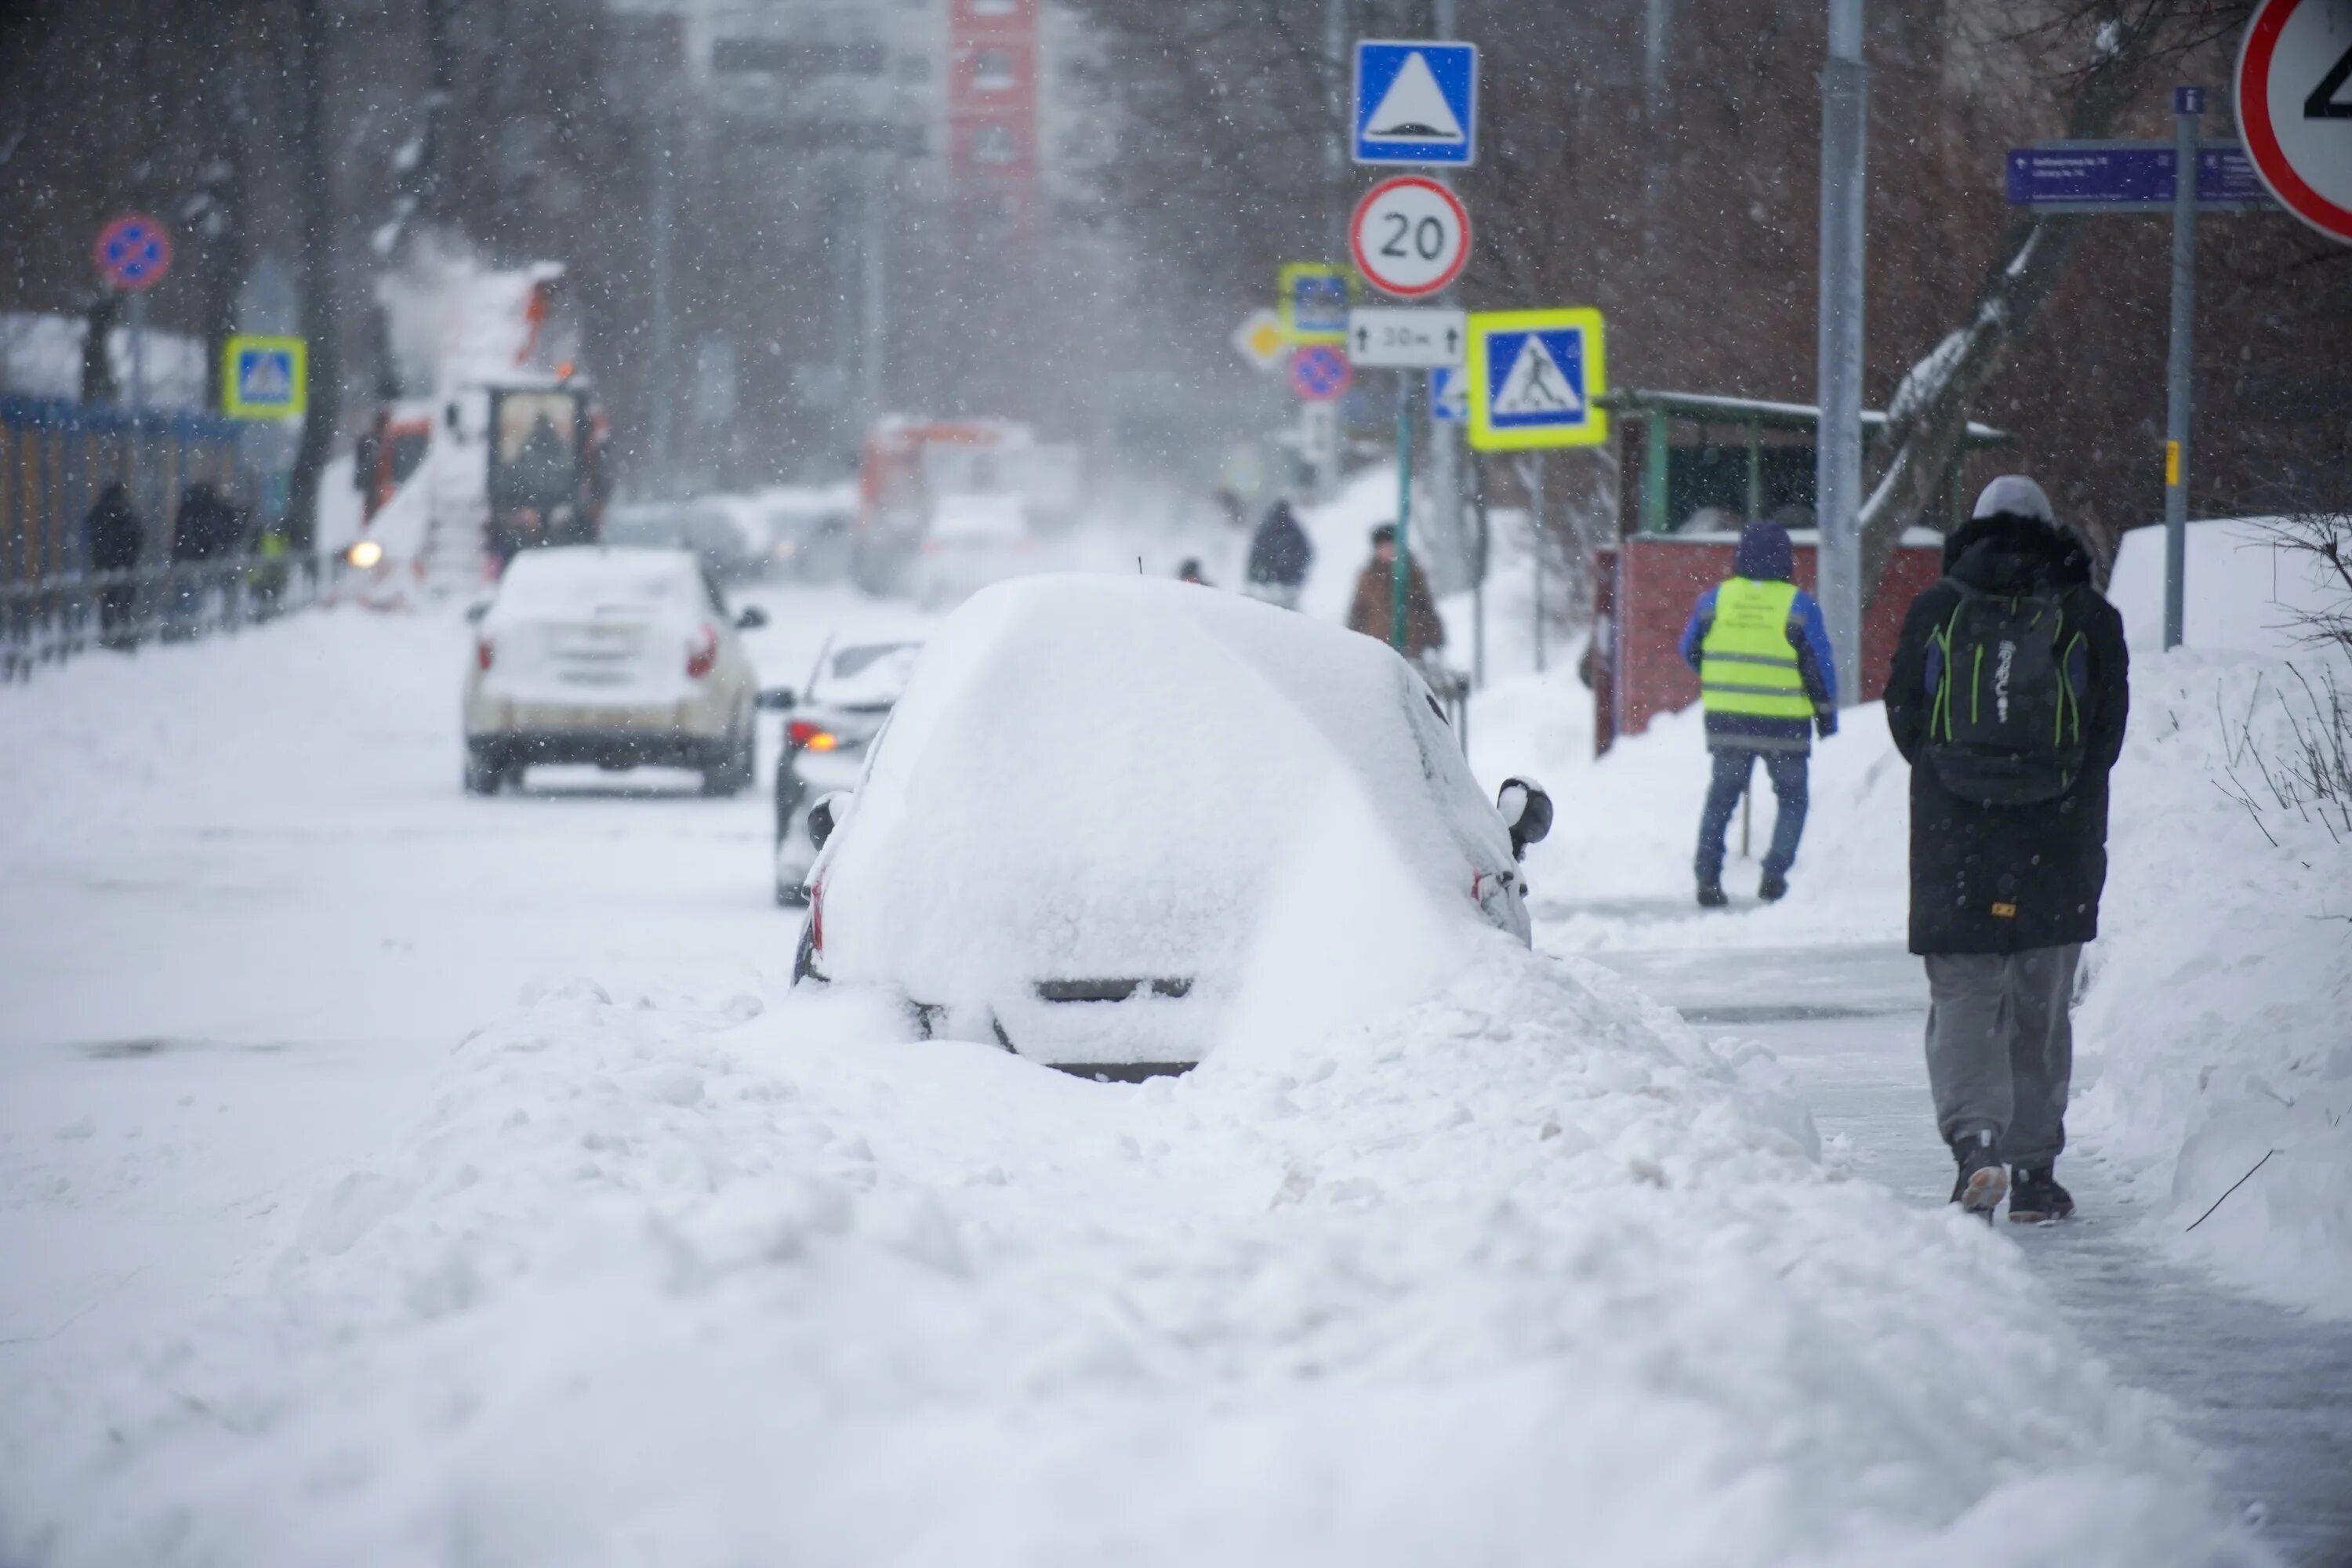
[1923,583,2088,805]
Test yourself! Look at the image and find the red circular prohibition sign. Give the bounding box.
[2238,0,2352,242]
[1348,176,1472,298]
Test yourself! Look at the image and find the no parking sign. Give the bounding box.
[1288,343,1352,402]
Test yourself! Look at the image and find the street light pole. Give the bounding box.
[648,110,675,499]
[1813,0,1867,706]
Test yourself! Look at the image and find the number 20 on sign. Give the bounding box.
[1349,176,1471,299]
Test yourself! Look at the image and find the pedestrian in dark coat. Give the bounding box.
[172,484,239,563]
[1244,500,1314,608]
[1345,522,1445,659]
[82,481,144,643]
[1884,474,2129,1223]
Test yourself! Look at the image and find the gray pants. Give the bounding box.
[1922,945,2080,1169]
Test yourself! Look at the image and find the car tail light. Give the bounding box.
[685,623,718,679]
[920,539,945,554]
[810,878,825,953]
[787,720,840,751]
[476,636,495,672]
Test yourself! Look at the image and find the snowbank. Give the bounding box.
[2072,651,2352,1318]
[0,945,2260,1566]
[2109,518,2347,659]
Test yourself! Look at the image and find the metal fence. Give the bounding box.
[1,554,333,681]
[2,394,254,579]
[0,394,328,680]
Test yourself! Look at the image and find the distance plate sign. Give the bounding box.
[1348,176,1471,299]
[2237,0,2352,241]
[1347,307,1465,368]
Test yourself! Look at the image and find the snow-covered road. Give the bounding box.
[0,586,2314,1565]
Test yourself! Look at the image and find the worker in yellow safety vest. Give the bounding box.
[1676,519,1838,908]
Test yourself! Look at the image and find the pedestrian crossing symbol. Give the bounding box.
[1465,309,1607,451]
[222,334,307,420]
[1352,41,1478,167]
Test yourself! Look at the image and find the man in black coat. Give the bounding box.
[1885,475,2129,1223]
[82,480,145,644]
[1244,499,1314,609]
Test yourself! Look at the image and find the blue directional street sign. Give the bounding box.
[2005,140,2274,212]
[1428,366,1466,423]
[1352,41,1478,167]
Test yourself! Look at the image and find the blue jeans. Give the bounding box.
[1696,748,1809,884]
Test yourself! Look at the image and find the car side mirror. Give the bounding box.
[807,790,851,853]
[1497,776,1554,862]
[756,687,797,711]
[735,605,768,630]
[465,601,491,624]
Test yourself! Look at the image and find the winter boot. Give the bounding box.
[1948,1130,2007,1219]
[2007,1166,2075,1224]
[1697,878,1729,909]
[1758,871,1789,903]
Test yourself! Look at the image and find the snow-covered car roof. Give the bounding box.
[812,575,1515,1056]
[492,546,707,615]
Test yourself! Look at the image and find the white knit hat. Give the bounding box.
[1971,475,2055,523]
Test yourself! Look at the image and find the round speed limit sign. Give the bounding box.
[1349,176,1471,298]
[2238,0,2352,242]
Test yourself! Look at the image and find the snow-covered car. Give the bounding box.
[791,575,1552,1076]
[462,545,767,796]
[910,492,1038,610]
[755,485,858,583]
[771,637,924,905]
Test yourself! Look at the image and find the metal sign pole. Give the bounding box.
[1392,370,1414,653]
[2163,87,2202,651]
[129,291,148,411]
[1813,0,1867,706]
[1529,453,1546,674]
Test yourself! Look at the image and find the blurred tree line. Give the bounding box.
[1063,0,2352,563]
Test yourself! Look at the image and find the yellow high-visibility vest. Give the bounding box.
[1699,577,1812,719]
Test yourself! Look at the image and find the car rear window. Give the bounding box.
[496,550,695,614]
[812,642,922,706]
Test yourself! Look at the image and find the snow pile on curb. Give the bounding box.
[0,945,2261,1566]
[2073,652,2352,1318]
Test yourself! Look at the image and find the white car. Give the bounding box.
[791,575,1552,1078]
[910,492,1039,610]
[771,638,924,904]
[462,545,766,795]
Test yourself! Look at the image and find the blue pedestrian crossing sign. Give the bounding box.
[1428,366,1467,423]
[1353,41,1478,167]
[222,334,307,420]
[1279,261,1353,343]
[1465,309,1607,452]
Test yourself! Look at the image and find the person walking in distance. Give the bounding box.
[1885,476,2129,1221]
[1346,523,1445,660]
[82,479,145,646]
[1679,518,1838,907]
[1243,497,1314,609]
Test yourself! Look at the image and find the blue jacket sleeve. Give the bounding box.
[1678,587,1717,673]
[1788,590,1838,710]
